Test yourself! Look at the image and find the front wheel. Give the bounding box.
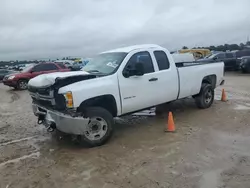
[17,79,28,90]
[79,107,114,147]
[195,83,214,109]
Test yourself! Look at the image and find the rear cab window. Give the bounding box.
[153,51,170,70]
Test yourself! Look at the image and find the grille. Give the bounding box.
[32,93,66,111]
[28,86,52,96]
[32,98,53,108]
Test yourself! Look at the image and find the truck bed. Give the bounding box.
[176,61,224,99]
[175,60,221,67]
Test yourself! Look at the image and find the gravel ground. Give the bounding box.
[0,72,250,188]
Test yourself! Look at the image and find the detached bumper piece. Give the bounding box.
[220,79,225,86]
[32,104,89,135]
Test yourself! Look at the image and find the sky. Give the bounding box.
[0,0,250,60]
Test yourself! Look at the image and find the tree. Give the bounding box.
[209,46,216,51]
[224,44,229,51]
[216,45,225,51]
[182,46,188,49]
[229,44,240,51]
[240,43,245,50]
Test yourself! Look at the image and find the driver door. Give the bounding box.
[117,51,158,114]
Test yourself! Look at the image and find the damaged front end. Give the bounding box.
[28,73,98,134]
[32,104,90,134]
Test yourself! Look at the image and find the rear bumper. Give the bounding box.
[32,104,89,135]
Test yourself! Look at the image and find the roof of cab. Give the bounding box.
[102,44,163,53]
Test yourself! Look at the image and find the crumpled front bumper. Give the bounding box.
[32,104,89,135]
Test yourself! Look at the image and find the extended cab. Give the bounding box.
[28,44,225,146]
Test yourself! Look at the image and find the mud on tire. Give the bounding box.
[195,83,214,109]
[80,107,114,147]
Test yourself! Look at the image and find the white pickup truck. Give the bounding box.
[28,44,225,146]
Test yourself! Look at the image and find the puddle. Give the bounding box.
[234,104,250,110]
[0,152,40,168]
[200,170,222,188]
[215,90,250,101]
[0,136,35,147]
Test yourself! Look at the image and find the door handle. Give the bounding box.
[149,78,158,82]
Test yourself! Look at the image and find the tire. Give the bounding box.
[80,107,114,147]
[17,79,28,90]
[242,68,250,73]
[195,83,214,109]
[241,69,247,73]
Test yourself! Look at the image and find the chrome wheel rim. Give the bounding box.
[205,89,212,104]
[84,117,108,141]
[19,81,27,89]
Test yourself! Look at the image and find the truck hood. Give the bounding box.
[28,71,90,88]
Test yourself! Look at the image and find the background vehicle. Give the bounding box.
[172,53,195,63]
[28,44,224,147]
[236,50,250,69]
[179,49,211,59]
[0,69,16,80]
[3,62,69,90]
[239,56,250,73]
[54,60,75,69]
[200,52,237,70]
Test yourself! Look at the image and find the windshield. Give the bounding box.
[81,52,127,74]
[21,64,35,73]
[205,54,214,58]
[205,54,218,59]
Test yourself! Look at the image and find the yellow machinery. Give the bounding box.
[179,49,211,59]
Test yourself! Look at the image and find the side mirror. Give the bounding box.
[123,62,144,78]
[134,62,144,76]
[213,57,218,60]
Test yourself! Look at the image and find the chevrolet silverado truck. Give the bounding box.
[28,44,225,147]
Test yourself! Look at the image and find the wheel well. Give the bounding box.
[78,95,117,117]
[202,75,216,89]
[18,78,29,83]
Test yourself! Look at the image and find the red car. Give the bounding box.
[3,62,70,90]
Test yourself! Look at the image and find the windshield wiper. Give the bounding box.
[87,70,100,73]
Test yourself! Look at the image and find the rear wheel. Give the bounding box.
[195,83,214,109]
[17,79,28,90]
[79,107,114,147]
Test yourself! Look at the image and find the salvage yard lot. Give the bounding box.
[0,72,250,188]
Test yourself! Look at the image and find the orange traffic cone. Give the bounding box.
[165,112,175,132]
[221,89,227,102]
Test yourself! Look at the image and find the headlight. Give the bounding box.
[63,91,74,108]
[8,75,15,80]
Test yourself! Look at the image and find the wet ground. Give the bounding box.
[0,72,250,188]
